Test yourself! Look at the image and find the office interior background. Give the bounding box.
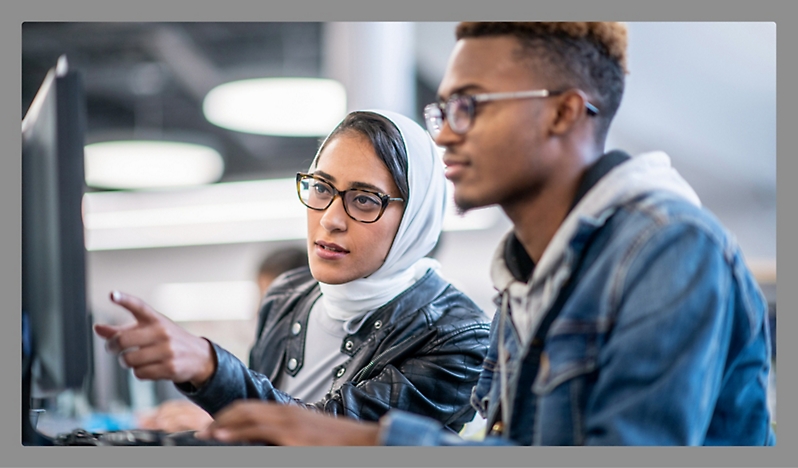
[22,22,776,428]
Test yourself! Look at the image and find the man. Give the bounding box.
[196,21,774,446]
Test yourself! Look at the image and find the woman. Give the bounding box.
[95,110,490,433]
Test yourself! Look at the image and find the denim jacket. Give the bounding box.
[379,151,775,445]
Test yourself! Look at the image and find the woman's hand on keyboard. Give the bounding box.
[138,399,214,433]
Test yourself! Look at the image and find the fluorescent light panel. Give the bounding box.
[84,140,224,189]
[203,78,347,136]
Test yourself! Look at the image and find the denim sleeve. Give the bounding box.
[583,220,742,445]
[470,306,502,418]
[378,410,514,446]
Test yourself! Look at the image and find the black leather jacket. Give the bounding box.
[179,267,491,432]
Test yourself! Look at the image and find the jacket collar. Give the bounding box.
[301,267,450,338]
[498,150,631,285]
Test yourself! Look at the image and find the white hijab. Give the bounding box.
[314,110,447,321]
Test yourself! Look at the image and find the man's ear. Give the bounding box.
[550,90,590,136]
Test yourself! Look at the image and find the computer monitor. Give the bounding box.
[22,56,91,445]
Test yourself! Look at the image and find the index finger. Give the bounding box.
[109,290,160,325]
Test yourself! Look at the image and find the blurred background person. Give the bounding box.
[256,248,309,299]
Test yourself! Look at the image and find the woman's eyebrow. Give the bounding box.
[349,181,388,193]
[312,170,336,182]
[312,170,390,194]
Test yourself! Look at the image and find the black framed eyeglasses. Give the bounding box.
[423,89,599,139]
[296,172,404,224]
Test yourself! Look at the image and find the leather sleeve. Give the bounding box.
[183,319,489,432]
[178,341,345,416]
[322,319,490,430]
[177,273,491,430]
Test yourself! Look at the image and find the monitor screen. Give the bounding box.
[22,56,91,444]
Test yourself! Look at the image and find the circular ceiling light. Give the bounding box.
[202,78,347,136]
[84,140,224,190]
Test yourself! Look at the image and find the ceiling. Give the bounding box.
[21,22,776,260]
[22,22,338,183]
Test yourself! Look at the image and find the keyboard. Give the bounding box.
[53,428,263,446]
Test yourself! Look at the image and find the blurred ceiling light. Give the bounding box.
[202,78,347,136]
[83,178,305,251]
[84,140,224,190]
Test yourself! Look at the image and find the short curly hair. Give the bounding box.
[456,22,628,141]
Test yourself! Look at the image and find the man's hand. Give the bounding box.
[138,399,214,433]
[94,291,216,387]
[196,401,381,446]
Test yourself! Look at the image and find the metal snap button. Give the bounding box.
[344,340,354,351]
[336,367,345,378]
[287,358,298,370]
[491,421,504,434]
[373,320,382,329]
[291,322,302,335]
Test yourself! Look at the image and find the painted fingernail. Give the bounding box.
[117,354,129,369]
[106,336,123,354]
[111,291,121,302]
